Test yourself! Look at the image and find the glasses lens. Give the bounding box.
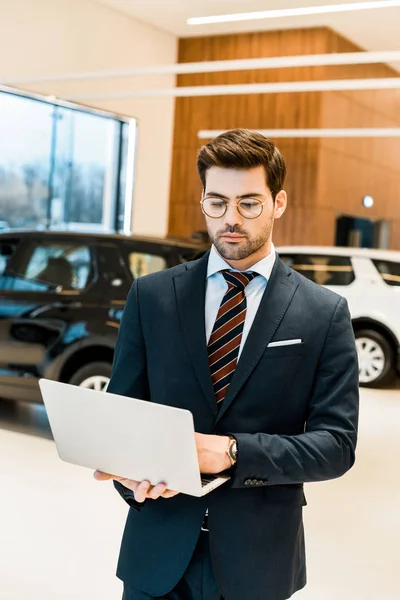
[238,199,263,219]
[202,198,226,218]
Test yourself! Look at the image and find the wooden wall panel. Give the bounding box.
[168,27,400,250]
[316,31,400,250]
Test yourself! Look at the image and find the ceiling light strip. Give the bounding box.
[3,51,400,84]
[198,128,400,138]
[68,77,400,100]
[187,0,400,25]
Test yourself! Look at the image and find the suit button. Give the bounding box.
[250,480,257,486]
[244,479,251,486]
[256,481,263,486]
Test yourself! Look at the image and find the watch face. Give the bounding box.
[229,441,238,460]
[233,443,238,458]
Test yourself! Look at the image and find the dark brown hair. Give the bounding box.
[196,128,286,199]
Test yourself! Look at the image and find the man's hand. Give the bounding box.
[195,433,232,474]
[94,433,231,500]
[93,471,179,502]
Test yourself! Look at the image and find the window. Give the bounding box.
[18,242,92,291]
[280,254,355,286]
[0,239,20,276]
[372,260,400,287]
[0,94,52,230]
[127,252,166,279]
[0,89,136,234]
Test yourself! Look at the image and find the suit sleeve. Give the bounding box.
[230,296,359,488]
[107,278,150,509]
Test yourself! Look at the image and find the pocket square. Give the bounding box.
[267,339,303,348]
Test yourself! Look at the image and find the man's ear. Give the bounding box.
[274,190,287,220]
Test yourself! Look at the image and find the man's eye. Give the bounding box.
[240,201,258,209]
[209,200,225,207]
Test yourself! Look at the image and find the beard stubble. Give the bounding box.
[208,219,273,262]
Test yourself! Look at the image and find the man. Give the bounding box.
[95,129,359,600]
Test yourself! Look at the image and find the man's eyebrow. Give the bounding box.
[204,192,266,199]
[204,192,228,199]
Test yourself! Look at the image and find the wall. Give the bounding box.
[168,27,400,249]
[317,30,400,249]
[0,0,177,237]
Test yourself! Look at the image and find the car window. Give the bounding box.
[16,242,93,291]
[0,239,20,275]
[280,254,355,286]
[127,252,167,278]
[372,260,400,287]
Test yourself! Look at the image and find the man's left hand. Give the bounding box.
[195,433,232,474]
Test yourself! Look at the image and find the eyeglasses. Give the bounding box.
[200,197,268,219]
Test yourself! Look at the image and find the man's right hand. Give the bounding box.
[93,471,180,502]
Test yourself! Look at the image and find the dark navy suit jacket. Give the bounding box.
[107,251,359,600]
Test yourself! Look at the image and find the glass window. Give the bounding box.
[0,94,52,229]
[17,242,92,291]
[0,89,135,233]
[52,108,121,231]
[372,260,400,287]
[280,254,355,286]
[128,252,166,279]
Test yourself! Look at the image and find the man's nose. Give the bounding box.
[223,203,243,227]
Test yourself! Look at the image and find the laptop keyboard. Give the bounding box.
[201,475,217,486]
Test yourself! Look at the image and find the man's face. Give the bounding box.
[202,165,286,263]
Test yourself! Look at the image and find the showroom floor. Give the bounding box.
[0,382,399,600]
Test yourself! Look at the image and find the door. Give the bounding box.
[0,237,97,395]
[335,216,374,248]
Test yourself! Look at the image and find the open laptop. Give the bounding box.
[38,379,230,497]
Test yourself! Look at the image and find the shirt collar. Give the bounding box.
[207,243,276,281]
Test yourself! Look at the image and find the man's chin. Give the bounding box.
[214,240,250,261]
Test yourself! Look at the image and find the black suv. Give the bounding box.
[0,230,208,403]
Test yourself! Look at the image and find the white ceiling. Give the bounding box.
[97,0,400,59]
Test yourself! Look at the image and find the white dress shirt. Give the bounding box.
[205,243,276,359]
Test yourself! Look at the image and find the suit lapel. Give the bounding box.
[216,255,299,424]
[173,251,218,418]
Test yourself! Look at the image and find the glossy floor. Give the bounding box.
[0,382,399,600]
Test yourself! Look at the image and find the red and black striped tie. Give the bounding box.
[208,270,258,405]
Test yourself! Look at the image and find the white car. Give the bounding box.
[277,246,400,388]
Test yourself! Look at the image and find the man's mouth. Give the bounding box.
[220,233,246,240]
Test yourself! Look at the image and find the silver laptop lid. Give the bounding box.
[39,379,204,496]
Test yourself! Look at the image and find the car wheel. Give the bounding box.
[68,362,112,392]
[355,329,395,388]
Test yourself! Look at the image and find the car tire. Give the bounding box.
[68,362,112,391]
[355,329,395,388]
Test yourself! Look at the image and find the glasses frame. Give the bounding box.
[200,196,269,219]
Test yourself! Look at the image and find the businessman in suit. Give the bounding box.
[95,128,359,600]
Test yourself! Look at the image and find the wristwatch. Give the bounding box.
[226,436,238,467]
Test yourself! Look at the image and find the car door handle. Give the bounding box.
[110,278,124,287]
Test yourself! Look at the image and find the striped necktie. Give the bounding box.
[208,270,258,405]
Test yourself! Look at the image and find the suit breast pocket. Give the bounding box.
[261,342,305,359]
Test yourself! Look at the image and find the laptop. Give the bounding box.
[38,379,230,497]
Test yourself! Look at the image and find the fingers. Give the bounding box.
[134,480,152,503]
[147,482,168,499]
[93,472,179,501]
[160,489,180,498]
[135,481,179,501]
[93,471,114,481]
